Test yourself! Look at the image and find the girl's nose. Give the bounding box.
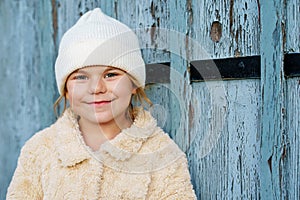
[89,78,107,94]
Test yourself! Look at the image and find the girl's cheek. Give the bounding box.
[68,82,83,91]
[66,81,73,91]
[66,84,80,99]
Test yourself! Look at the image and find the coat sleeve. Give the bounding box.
[147,155,197,200]
[6,139,43,199]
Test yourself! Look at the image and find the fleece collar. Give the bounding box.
[54,108,158,167]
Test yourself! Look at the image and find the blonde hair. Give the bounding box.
[53,92,67,118]
[53,73,152,119]
[128,87,153,120]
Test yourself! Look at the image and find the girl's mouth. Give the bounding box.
[88,100,113,106]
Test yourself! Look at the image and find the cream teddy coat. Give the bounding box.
[7,108,196,199]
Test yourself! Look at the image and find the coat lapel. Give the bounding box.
[54,109,91,167]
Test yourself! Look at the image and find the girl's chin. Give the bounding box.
[91,115,115,125]
[77,110,128,126]
[76,112,114,125]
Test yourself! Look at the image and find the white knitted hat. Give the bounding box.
[55,8,145,94]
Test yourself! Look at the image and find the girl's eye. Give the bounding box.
[73,75,88,80]
[104,73,118,79]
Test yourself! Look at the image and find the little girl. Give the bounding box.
[7,8,196,199]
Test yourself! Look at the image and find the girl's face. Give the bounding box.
[66,65,136,128]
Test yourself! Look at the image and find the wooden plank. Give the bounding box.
[284,78,300,199]
[286,0,300,53]
[188,80,260,199]
[188,0,261,198]
[260,0,286,198]
[135,0,170,64]
[168,0,192,153]
[0,0,56,199]
[144,84,172,133]
[283,0,300,198]
[188,0,261,59]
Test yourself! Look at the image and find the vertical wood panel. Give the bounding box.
[135,0,170,64]
[284,78,300,199]
[189,0,260,59]
[188,80,260,199]
[284,0,300,198]
[168,0,193,153]
[286,0,300,53]
[145,84,172,133]
[260,0,286,199]
[0,0,56,199]
[187,0,261,199]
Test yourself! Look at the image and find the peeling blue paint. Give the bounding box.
[260,0,286,199]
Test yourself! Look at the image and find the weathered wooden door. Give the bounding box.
[1,0,299,199]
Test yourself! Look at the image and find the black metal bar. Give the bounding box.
[189,53,300,82]
[190,55,261,82]
[145,62,170,84]
[144,54,300,84]
[284,53,300,78]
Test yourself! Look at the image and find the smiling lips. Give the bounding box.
[87,100,113,107]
